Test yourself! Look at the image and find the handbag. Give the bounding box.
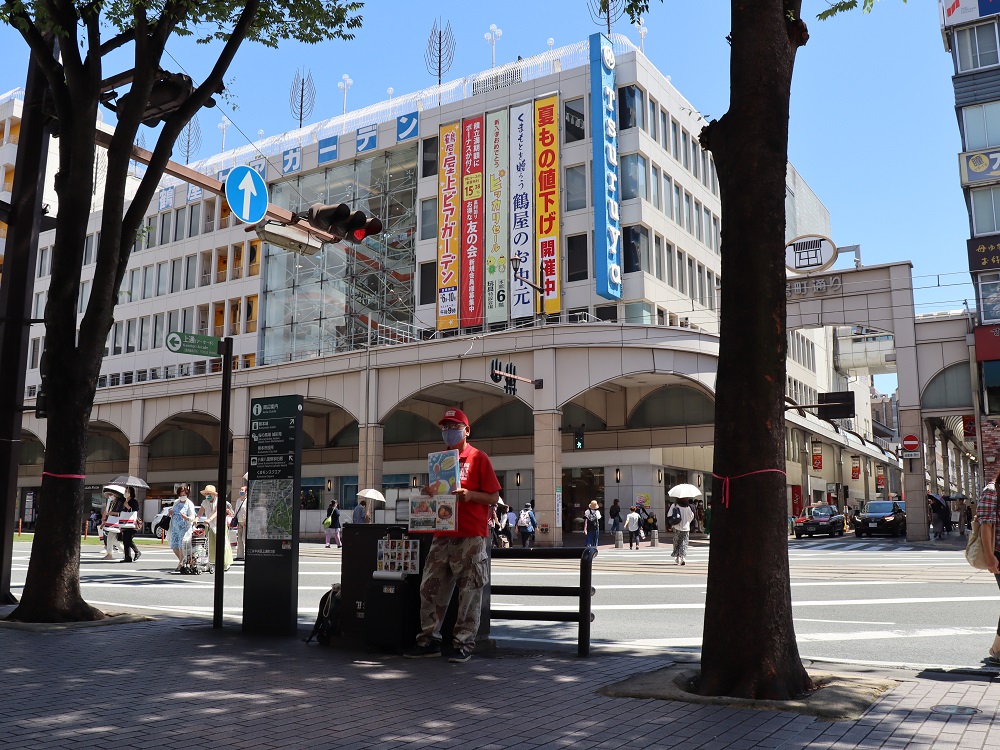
[966,517,990,570]
[322,515,332,529]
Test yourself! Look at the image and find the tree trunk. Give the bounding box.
[698,0,812,699]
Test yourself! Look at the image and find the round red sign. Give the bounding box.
[901,434,919,451]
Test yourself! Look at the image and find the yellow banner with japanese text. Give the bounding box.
[533,95,560,314]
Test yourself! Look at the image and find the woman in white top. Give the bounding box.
[667,497,697,565]
[199,485,234,571]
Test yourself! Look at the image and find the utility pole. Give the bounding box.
[0,42,56,604]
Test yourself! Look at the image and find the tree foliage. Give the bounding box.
[1,0,362,622]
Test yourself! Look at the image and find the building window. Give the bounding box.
[37,247,48,278]
[964,102,1000,150]
[595,304,618,322]
[624,301,653,324]
[174,206,187,242]
[663,174,673,218]
[170,258,182,294]
[112,321,123,355]
[957,21,1000,73]
[980,272,1000,323]
[648,98,658,141]
[671,119,680,159]
[697,264,706,306]
[142,266,155,299]
[188,202,201,238]
[128,268,140,301]
[623,225,650,274]
[673,183,682,225]
[157,261,169,296]
[567,233,588,282]
[78,280,91,314]
[659,109,668,151]
[712,216,721,253]
[138,316,150,351]
[620,153,647,201]
[421,135,438,178]
[707,271,716,311]
[418,261,436,306]
[618,85,644,131]
[419,197,438,240]
[84,234,96,265]
[681,130,690,169]
[972,185,1000,235]
[710,157,718,195]
[565,97,585,143]
[125,319,136,353]
[654,235,664,281]
[688,257,696,300]
[691,138,700,180]
[650,166,661,211]
[565,165,587,211]
[684,192,693,232]
[145,215,157,249]
[695,200,704,242]
[676,250,686,294]
[666,242,675,288]
[184,255,197,290]
[159,212,172,245]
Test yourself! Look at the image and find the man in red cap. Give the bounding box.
[405,407,501,663]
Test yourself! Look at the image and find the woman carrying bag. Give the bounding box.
[199,485,234,572]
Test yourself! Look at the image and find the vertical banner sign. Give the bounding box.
[244,395,303,636]
[851,455,861,481]
[485,110,510,324]
[590,32,622,301]
[811,442,823,471]
[534,95,561,314]
[876,465,886,489]
[461,117,485,327]
[509,103,535,320]
[437,123,461,330]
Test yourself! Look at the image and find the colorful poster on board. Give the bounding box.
[811,442,823,471]
[534,95,561,314]
[875,465,885,489]
[509,102,535,321]
[436,123,461,330]
[461,117,485,328]
[485,110,510,325]
[851,456,861,481]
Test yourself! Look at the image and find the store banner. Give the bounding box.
[590,32,623,301]
[436,123,461,330]
[876,465,885,489]
[964,415,977,440]
[485,110,510,325]
[509,102,535,320]
[534,95,561,314]
[851,455,860,481]
[460,117,485,328]
[811,442,823,471]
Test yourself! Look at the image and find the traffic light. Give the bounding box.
[105,71,218,128]
[574,431,584,450]
[306,203,383,243]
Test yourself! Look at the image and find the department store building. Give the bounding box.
[12,34,901,542]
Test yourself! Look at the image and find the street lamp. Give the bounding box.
[338,74,353,115]
[387,87,394,101]
[634,16,648,54]
[485,24,502,68]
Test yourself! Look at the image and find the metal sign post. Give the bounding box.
[213,336,233,629]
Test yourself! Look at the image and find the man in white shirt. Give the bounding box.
[624,506,642,550]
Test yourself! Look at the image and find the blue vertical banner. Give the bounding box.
[590,32,622,301]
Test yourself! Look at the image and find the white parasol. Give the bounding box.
[357,488,386,506]
[668,483,702,499]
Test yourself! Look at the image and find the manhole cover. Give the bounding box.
[930,705,980,715]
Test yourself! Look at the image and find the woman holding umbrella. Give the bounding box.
[667,484,702,566]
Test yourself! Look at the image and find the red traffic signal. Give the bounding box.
[306,203,382,244]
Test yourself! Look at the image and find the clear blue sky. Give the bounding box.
[0,2,971,340]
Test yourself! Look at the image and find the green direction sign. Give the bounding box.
[165,331,220,357]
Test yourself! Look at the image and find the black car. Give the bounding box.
[793,504,846,538]
[854,500,906,537]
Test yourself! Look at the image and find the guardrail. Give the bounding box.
[489,546,597,656]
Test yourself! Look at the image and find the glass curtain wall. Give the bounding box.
[261,144,418,364]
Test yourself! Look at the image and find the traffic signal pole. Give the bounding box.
[0,44,55,604]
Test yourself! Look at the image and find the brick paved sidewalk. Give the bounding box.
[2,608,1000,749]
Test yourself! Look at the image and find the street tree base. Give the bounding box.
[7,599,107,623]
[599,664,896,721]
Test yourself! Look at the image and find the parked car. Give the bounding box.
[793,504,845,539]
[854,500,906,537]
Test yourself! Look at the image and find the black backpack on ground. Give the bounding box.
[306,584,342,645]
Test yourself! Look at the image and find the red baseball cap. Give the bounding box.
[438,408,470,428]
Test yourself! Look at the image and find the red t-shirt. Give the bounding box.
[434,443,502,539]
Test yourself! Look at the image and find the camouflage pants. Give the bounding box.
[416,536,489,650]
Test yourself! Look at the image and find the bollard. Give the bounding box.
[160,528,165,545]
[18,517,22,537]
[83,520,88,540]
[650,529,659,547]
[614,530,624,549]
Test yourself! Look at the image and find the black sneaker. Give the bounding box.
[448,648,473,663]
[403,640,442,659]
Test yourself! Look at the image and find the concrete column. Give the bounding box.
[533,409,562,546]
[899,407,929,541]
[925,421,939,495]
[231,435,250,489]
[942,434,952,496]
[357,424,384,496]
[128,443,149,506]
[835,445,847,513]
[799,429,811,505]
[862,456,871,503]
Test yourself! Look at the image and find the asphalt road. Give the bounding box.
[8,535,1000,671]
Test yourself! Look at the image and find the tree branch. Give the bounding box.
[98,28,135,57]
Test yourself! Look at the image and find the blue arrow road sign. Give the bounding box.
[224,165,268,225]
